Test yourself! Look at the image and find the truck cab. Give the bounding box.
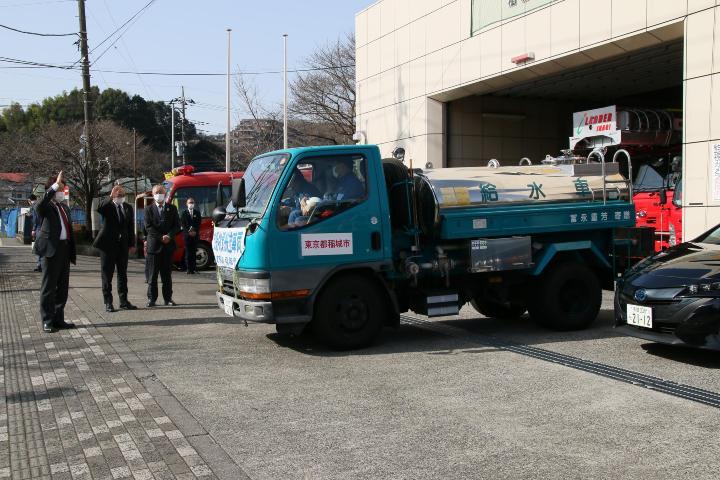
[214,145,651,349]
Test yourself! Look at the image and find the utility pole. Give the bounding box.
[226,28,232,173]
[283,34,288,149]
[170,104,175,170]
[132,128,138,244]
[180,86,186,165]
[77,0,94,178]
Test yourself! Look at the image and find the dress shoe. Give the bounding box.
[105,303,115,313]
[146,300,156,308]
[119,302,138,310]
[33,266,42,272]
[43,323,57,333]
[164,299,177,306]
[56,322,76,329]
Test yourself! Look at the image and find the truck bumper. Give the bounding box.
[216,292,311,325]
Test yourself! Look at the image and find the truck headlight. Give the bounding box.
[234,274,271,299]
[216,269,224,289]
[636,209,647,218]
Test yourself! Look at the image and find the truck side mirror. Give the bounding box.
[659,188,667,205]
[213,182,226,225]
[231,177,246,209]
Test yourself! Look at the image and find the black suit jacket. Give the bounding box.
[180,209,202,237]
[93,197,135,252]
[32,187,76,264]
[144,202,180,254]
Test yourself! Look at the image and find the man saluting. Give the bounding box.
[33,171,76,333]
[144,184,180,307]
[94,185,137,312]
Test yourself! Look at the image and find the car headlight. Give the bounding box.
[669,223,677,246]
[681,282,720,297]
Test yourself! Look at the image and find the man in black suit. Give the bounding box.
[94,185,137,312]
[180,197,202,274]
[144,184,180,307]
[29,194,43,272]
[33,171,76,333]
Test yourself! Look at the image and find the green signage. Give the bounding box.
[472,0,556,33]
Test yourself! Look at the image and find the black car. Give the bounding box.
[615,224,720,350]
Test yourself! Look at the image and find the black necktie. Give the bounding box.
[117,204,124,222]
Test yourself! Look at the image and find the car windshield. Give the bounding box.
[233,153,289,216]
[694,225,720,245]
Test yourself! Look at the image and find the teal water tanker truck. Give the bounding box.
[211,145,652,349]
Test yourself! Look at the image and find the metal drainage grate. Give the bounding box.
[400,315,720,409]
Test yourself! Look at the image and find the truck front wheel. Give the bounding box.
[313,274,386,350]
[528,262,601,330]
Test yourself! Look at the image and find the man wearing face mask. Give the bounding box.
[144,184,180,307]
[94,186,137,312]
[330,158,364,201]
[34,171,76,333]
[180,197,202,274]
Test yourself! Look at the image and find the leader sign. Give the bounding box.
[212,227,246,268]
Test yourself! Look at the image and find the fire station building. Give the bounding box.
[355,0,720,239]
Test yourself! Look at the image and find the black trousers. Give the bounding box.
[184,235,197,273]
[100,245,129,304]
[146,246,173,302]
[40,240,69,325]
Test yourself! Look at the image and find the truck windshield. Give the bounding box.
[236,153,289,216]
[633,164,665,192]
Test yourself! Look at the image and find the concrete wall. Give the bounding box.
[356,0,720,239]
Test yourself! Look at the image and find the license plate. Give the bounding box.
[627,304,652,329]
[223,298,234,317]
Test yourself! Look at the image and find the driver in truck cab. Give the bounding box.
[284,158,365,228]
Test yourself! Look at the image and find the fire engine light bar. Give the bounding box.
[511,52,535,64]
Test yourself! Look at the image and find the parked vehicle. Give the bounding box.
[615,223,720,351]
[543,106,684,252]
[211,144,653,349]
[152,165,242,269]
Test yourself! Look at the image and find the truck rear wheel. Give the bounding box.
[528,262,601,330]
[470,299,526,319]
[313,274,386,350]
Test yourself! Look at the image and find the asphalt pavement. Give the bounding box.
[2,243,719,479]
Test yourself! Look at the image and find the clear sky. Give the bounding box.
[0,0,369,136]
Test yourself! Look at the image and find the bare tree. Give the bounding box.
[290,33,355,145]
[22,120,161,234]
[233,75,284,168]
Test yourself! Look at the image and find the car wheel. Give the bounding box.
[313,274,386,350]
[195,243,212,270]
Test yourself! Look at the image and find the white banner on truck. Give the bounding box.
[212,227,246,269]
[301,233,353,256]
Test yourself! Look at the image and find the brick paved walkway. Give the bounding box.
[0,251,232,480]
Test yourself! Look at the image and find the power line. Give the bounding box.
[90,0,157,55]
[0,56,355,76]
[0,23,77,36]
[0,0,75,8]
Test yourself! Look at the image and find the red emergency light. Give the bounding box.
[511,52,535,65]
[174,165,195,176]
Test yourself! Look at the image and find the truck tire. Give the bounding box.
[313,274,386,350]
[528,262,601,330]
[470,299,526,319]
